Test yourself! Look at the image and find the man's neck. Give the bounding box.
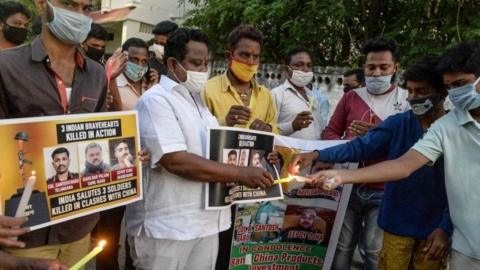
[41,28,76,62]
[469,107,480,122]
[57,171,69,181]
[227,70,250,92]
[126,77,143,93]
[417,106,445,130]
[0,36,15,50]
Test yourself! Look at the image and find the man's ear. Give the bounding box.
[166,57,176,74]
[224,50,231,60]
[394,62,400,73]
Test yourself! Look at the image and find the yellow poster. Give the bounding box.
[0,111,142,230]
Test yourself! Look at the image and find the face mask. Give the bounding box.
[408,95,442,116]
[448,77,480,111]
[174,61,208,94]
[365,75,393,95]
[85,46,105,62]
[288,67,314,88]
[47,1,92,45]
[230,59,258,83]
[124,61,148,82]
[2,23,28,45]
[153,44,164,59]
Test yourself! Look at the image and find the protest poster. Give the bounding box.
[0,111,142,230]
[229,136,357,270]
[206,127,283,210]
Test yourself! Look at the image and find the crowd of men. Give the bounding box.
[0,0,479,270]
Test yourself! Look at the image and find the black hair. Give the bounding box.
[164,28,209,65]
[228,150,238,157]
[227,24,263,51]
[403,54,447,96]
[0,1,31,22]
[436,41,480,77]
[31,15,42,36]
[361,36,400,62]
[51,147,69,159]
[85,142,102,154]
[284,47,311,65]
[87,23,109,41]
[343,68,365,84]
[152,20,178,35]
[122,37,149,52]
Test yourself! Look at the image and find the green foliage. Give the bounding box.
[183,0,480,66]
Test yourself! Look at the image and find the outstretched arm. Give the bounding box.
[309,149,430,189]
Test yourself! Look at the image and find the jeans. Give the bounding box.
[332,184,384,270]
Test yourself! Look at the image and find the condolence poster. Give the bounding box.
[0,111,142,230]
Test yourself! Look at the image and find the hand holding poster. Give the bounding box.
[0,112,142,230]
[229,136,357,270]
[206,127,283,209]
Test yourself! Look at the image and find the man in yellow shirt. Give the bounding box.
[203,25,277,133]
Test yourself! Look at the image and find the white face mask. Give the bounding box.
[289,68,314,88]
[175,61,209,94]
[365,75,393,95]
[153,44,164,59]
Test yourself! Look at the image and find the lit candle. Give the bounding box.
[15,171,36,217]
[324,178,336,190]
[70,240,106,270]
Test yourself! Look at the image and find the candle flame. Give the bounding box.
[99,240,107,248]
[31,171,36,176]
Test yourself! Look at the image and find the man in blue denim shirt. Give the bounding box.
[291,55,452,270]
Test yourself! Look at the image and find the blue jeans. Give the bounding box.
[332,184,384,270]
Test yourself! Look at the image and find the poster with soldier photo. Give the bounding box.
[0,111,142,231]
[228,136,356,270]
[206,127,283,210]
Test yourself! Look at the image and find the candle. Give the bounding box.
[324,178,336,190]
[273,174,310,184]
[70,240,106,270]
[15,171,36,217]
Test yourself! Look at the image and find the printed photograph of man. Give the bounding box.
[222,149,239,166]
[281,206,329,245]
[43,146,81,196]
[46,147,79,184]
[250,150,267,169]
[110,138,136,170]
[238,149,250,167]
[80,142,110,176]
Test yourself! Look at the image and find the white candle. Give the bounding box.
[15,171,36,217]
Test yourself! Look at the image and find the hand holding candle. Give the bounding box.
[15,171,36,218]
[70,240,106,270]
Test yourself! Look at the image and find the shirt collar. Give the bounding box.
[220,72,261,94]
[454,108,476,126]
[283,79,312,96]
[31,36,86,70]
[116,73,130,87]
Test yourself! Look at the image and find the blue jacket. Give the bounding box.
[317,110,453,239]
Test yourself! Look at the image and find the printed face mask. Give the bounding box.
[230,58,258,82]
[47,1,92,45]
[124,61,148,82]
[408,95,442,116]
[448,77,480,111]
[365,75,393,95]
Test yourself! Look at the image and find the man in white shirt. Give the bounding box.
[272,48,326,139]
[125,28,274,270]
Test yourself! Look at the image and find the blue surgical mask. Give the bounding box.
[124,61,148,82]
[448,77,480,111]
[365,75,393,95]
[47,1,92,45]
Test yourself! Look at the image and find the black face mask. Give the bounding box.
[2,23,28,45]
[85,46,105,62]
[408,95,443,116]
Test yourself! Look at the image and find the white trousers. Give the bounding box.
[128,233,219,270]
